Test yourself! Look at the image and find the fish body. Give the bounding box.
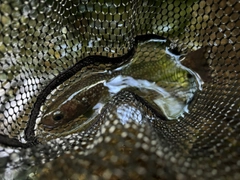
[41,41,197,129]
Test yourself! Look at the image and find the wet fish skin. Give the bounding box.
[40,42,194,130]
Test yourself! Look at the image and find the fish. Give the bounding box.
[40,40,199,130]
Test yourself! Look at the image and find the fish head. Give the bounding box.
[41,99,80,129]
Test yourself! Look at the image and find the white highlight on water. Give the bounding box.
[104,75,170,97]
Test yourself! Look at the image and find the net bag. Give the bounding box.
[0,0,240,179]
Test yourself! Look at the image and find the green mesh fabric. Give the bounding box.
[0,0,240,179]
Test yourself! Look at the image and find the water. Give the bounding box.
[39,38,203,134]
[101,40,203,121]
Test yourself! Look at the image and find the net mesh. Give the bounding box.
[0,0,240,179]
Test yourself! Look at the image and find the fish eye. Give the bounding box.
[52,111,64,121]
